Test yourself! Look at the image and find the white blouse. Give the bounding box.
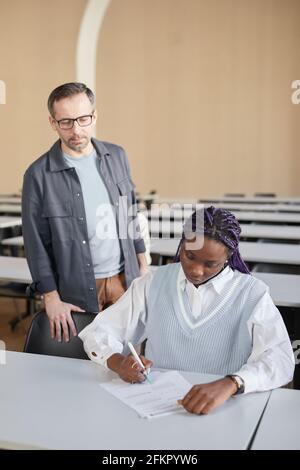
[79,266,295,394]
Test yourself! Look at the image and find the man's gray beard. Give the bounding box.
[65,137,89,152]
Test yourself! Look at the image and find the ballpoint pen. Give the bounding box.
[128,341,151,383]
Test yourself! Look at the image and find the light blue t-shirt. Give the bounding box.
[63,149,124,278]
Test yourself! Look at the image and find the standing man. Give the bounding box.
[22,82,147,342]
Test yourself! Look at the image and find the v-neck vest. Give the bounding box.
[145,263,258,375]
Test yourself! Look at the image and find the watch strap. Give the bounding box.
[226,374,245,395]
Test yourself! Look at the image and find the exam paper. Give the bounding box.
[100,370,191,419]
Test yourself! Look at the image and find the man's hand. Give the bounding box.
[178,377,238,415]
[107,353,153,383]
[44,290,85,342]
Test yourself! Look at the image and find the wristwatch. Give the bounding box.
[226,374,245,395]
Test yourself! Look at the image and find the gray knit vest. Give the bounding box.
[145,263,263,375]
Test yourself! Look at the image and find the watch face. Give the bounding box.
[226,374,245,394]
[233,375,245,394]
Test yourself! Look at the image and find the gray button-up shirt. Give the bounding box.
[22,138,145,312]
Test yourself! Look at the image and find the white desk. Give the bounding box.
[0,351,271,450]
[199,196,300,204]
[253,273,300,307]
[0,256,31,283]
[0,216,22,229]
[239,224,300,242]
[251,389,300,449]
[0,196,21,204]
[240,241,300,265]
[157,197,198,205]
[236,211,300,225]
[202,203,300,213]
[1,236,24,246]
[148,219,183,237]
[0,204,21,214]
[146,208,300,225]
[149,220,300,242]
[150,239,300,266]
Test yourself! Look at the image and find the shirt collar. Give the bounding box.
[48,138,110,172]
[178,264,234,295]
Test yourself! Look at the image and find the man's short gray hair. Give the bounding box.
[47,82,95,117]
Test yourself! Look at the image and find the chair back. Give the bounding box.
[24,310,96,359]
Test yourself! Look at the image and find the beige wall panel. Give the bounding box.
[0,0,87,193]
[97,0,300,198]
[0,0,299,198]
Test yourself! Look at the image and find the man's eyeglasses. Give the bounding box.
[55,113,94,130]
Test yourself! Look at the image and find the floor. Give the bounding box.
[0,297,32,352]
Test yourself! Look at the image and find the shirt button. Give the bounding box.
[86,263,91,267]
[115,202,119,206]
[76,193,81,197]
[91,351,97,357]
[78,217,84,221]
[89,287,94,291]
[82,240,86,244]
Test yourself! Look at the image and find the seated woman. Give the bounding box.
[79,206,294,415]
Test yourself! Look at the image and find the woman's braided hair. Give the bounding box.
[174,206,250,274]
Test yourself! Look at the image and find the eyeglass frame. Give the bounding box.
[54,111,95,130]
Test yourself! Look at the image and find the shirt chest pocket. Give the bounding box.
[116,178,135,217]
[42,201,73,217]
[42,201,73,241]
[116,177,135,196]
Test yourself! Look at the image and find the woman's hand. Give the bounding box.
[178,377,237,415]
[107,353,153,383]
